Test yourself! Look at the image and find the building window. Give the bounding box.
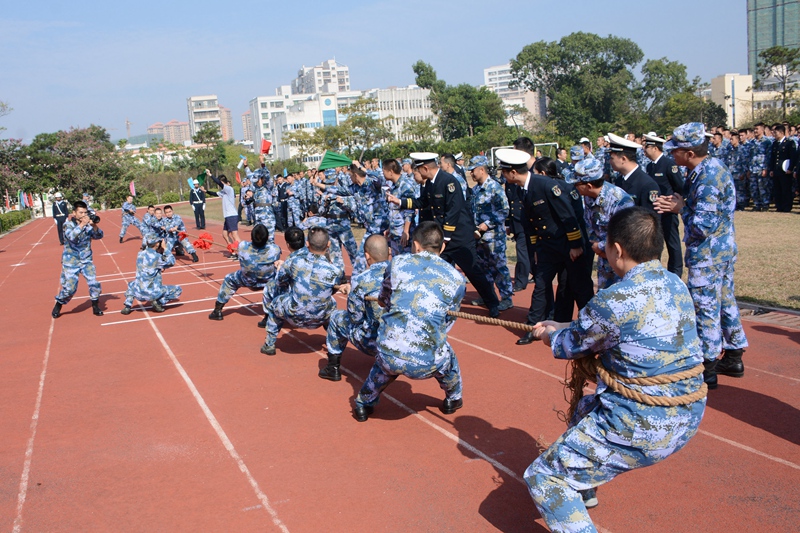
[261,102,268,109]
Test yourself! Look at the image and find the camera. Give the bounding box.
[89,213,101,224]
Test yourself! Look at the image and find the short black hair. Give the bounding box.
[308,226,330,252]
[285,227,305,251]
[607,207,664,263]
[163,205,173,211]
[251,223,268,248]
[773,123,785,134]
[74,200,88,211]
[219,175,229,184]
[413,221,444,252]
[690,140,709,157]
[587,177,606,188]
[147,205,155,209]
[440,153,456,168]
[533,157,559,179]
[350,165,366,178]
[513,137,535,156]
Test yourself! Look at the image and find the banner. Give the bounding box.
[4,189,8,210]
[235,171,241,185]
[130,181,136,196]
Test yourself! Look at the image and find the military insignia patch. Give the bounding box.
[672,165,679,174]
[649,190,659,203]
[570,190,579,200]
[552,185,561,196]
[447,183,455,193]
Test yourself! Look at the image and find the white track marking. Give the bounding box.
[72,280,217,300]
[747,366,800,384]
[448,334,800,471]
[13,319,55,533]
[0,224,52,290]
[95,238,289,531]
[697,430,800,470]
[101,302,259,325]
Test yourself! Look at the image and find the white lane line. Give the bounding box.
[72,280,218,300]
[0,224,52,290]
[449,336,564,381]
[13,319,56,533]
[102,296,221,315]
[449,334,800,472]
[697,430,800,470]
[101,302,259,325]
[747,366,800,384]
[96,237,289,531]
[94,259,236,280]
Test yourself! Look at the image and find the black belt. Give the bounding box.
[255,202,268,207]
[325,214,349,220]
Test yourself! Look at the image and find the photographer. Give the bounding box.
[52,200,105,318]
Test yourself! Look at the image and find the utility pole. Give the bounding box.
[126,118,132,139]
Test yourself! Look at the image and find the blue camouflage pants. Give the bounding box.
[56,261,101,304]
[733,172,749,209]
[388,234,412,257]
[167,235,196,255]
[119,216,138,239]
[355,346,462,408]
[476,233,514,301]
[217,271,263,304]
[327,220,358,267]
[254,207,276,242]
[264,294,331,346]
[687,260,748,361]
[244,204,254,224]
[123,283,182,307]
[748,170,771,208]
[325,309,378,357]
[286,199,303,228]
[524,394,703,533]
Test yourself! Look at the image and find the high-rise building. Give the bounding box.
[483,63,546,130]
[147,122,164,137]
[747,0,800,79]
[291,59,350,95]
[367,85,438,141]
[241,111,253,143]
[187,95,222,139]
[162,120,191,145]
[219,106,233,141]
[249,85,315,157]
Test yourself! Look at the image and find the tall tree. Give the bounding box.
[192,122,226,174]
[639,58,690,119]
[0,100,11,133]
[281,129,315,163]
[756,46,800,120]
[339,97,393,160]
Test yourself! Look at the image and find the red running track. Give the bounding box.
[1,214,798,532]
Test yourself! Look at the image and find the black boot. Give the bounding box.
[257,315,267,328]
[151,301,165,313]
[208,301,224,320]
[318,355,342,381]
[119,237,124,243]
[52,302,62,319]
[91,299,103,316]
[716,349,744,377]
[516,330,539,345]
[703,359,718,390]
[191,252,199,263]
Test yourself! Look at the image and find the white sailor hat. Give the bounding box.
[454,152,464,161]
[606,132,641,152]
[579,137,591,144]
[643,132,666,145]
[495,148,530,169]
[409,152,438,168]
[54,192,63,198]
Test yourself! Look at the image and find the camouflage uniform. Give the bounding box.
[319,188,358,268]
[525,260,706,533]
[387,174,417,256]
[240,179,255,224]
[325,260,389,357]
[471,173,513,302]
[286,180,304,227]
[248,167,277,241]
[119,201,138,239]
[354,251,466,409]
[681,157,748,361]
[55,219,104,304]
[162,213,196,255]
[123,246,182,307]
[748,136,773,209]
[216,241,280,305]
[728,143,750,209]
[352,173,390,275]
[582,182,634,289]
[264,247,344,347]
[299,215,345,270]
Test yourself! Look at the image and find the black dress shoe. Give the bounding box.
[513,285,525,292]
[52,302,62,319]
[703,360,718,390]
[489,306,500,318]
[353,405,373,422]
[716,349,744,377]
[516,331,539,345]
[440,398,463,415]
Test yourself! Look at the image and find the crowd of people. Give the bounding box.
[48,118,792,532]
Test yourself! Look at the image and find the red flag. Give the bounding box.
[261,140,272,154]
[235,171,241,185]
[4,189,9,210]
[28,193,34,207]
[130,181,136,196]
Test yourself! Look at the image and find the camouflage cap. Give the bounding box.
[569,146,584,161]
[401,158,412,166]
[574,158,604,182]
[466,155,489,171]
[663,122,706,150]
[145,234,162,246]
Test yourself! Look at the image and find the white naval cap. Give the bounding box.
[454,152,464,160]
[409,152,439,168]
[643,132,666,145]
[607,132,641,152]
[579,137,591,144]
[495,148,530,169]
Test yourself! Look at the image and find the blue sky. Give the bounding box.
[0,0,748,142]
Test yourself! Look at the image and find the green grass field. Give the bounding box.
[172,198,800,311]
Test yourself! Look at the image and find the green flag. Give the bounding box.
[318,151,353,171]
[196,172,206,187]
